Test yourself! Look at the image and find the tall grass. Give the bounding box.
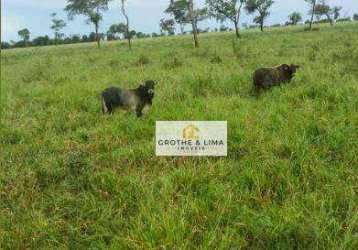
[1,23,357,249]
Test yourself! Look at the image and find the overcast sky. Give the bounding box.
[1,0,357,41]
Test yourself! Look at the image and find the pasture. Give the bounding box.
[1,23,358,249]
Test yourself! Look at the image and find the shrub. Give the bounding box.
[336,17,351,23]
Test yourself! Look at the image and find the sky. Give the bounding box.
[1,0,357,42]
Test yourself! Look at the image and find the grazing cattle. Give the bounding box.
[102,80,156,117]
[253,64,300,92]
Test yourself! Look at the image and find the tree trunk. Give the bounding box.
[95,7,101,48]
[180,23,184,35]
[126,16,131,49]
[95,23,100,48]
[309,0,316,30]
[234,20,240,38]
[234,2,243,39]
[188,0,199,48]
[260,21,264,32]
[121,1,131,49]
[192,21,199,48]
[326,14,333,26]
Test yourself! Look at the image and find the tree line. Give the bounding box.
[2,0,358,50]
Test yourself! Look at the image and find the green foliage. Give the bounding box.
[313,2,332,24]
[332,6,342,20]
[166,0,189,25]
[354,13,358,21]
[17,28,30,42]
[65,0,111,18]
[50,13,67,41]
[160,18,176,35]
[206,0,246,37]
[245,0,274,31]
[166,0,208,25]
[86,10,102,26]
[288,11,303,25]
[207,0,246,22]
[108,23,126,35]
[311,2,342,25]
[1,23,358,249]
[65,0,111,48]
[166,0,208,47]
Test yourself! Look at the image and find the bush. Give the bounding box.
[304,27,320,32]
[219,25,229,32]
[313,19,331,24]
[336,17,351,23]
[1,42,11,49]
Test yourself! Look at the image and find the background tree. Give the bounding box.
[313,1,332,24]
[18,28,30,46]
[120,0,131,49]
[160,19,176,35]
[65,0,111,48]
[305,0,317,30]
[219,24,230,31]
[136,32,149,39]
[32,35,51,46]
[107,23,123,40]
[206,0,246,38]
[1,42,11,49]
[314,2,342,25]
[129,30,137,39]
[166,0,188,34]
[106,31,116,41]
[332,6,342,22]
[88,11,103,46]
[50,13,67,44]
[245,0,274,32]
[107,23,135,41]
[288,11,302,25]
[188,0,207,47]
[354,14,358,21]
[166,0,206,48]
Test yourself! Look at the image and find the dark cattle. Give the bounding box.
[102,80,156,117]
[253,64,300,92]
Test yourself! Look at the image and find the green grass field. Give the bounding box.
[1,23,358,249]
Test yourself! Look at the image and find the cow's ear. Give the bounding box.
[282,64,290,71]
